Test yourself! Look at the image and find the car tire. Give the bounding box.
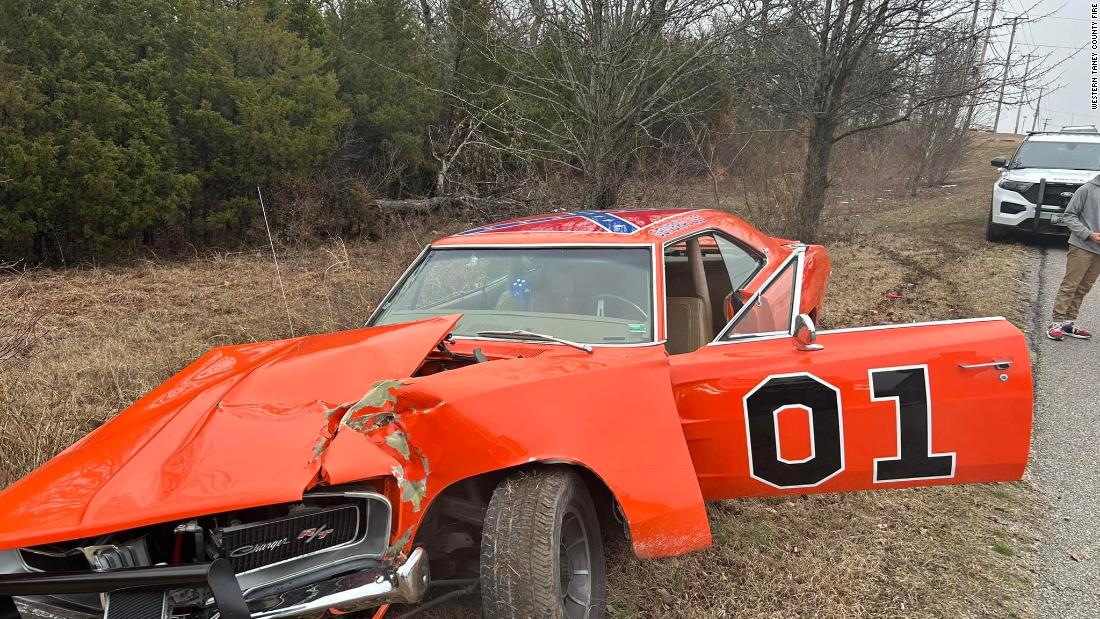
[480,468,607,619]
[985,208,1011,242]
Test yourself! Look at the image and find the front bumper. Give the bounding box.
[990,187,1071,236]
[0,549,429,619]
[250,548,428,619]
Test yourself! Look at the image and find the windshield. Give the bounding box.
[1011,141,1100,170]
[372,247,654,344]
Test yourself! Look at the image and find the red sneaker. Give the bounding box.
[1047,323,1065,341]
[1064,322,1092,339]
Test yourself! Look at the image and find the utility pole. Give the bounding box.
[968,0,981,37]
[1031,87,1043,131]
[1013,54,1036,134]
[1043,117,1051,131]
[993,15,1026,132]
[963,0,1000,131]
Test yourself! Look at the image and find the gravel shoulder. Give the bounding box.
[1030,245,1100,617]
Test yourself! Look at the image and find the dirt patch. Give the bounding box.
[0,135,1040,617]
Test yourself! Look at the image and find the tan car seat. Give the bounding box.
[665,297,712,354]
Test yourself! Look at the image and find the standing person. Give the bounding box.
[1048,174,1100,341]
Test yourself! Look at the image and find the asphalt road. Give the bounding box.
[1030,245,1100,618]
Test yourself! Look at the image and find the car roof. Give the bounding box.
[1024,132,1100,143]
[433,208,780,248]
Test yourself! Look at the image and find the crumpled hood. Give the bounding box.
[1000,168,1100,185]
[0,315,459,551]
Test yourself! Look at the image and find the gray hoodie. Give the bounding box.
[1057,175,1100,254]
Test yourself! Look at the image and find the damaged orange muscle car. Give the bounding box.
[0,209,1033,619]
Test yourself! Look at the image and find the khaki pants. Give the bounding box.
[1053,245,1100,322]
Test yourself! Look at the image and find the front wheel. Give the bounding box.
[480,469,607,619]
[986,206,1011,242]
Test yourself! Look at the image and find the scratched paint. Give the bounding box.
[385,526,413,558]
[384,431,411,460]
[314,378,431,514]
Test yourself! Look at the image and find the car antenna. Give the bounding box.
[257,186,295,338]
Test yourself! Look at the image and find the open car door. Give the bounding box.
[669,246,1033,499]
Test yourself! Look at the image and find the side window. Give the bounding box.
[720,257,798,340]
[714,235,759,290]
[665,231,765,355]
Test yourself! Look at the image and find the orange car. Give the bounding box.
[0,209,1032,619]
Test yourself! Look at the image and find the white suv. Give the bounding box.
[987,132,1100,241]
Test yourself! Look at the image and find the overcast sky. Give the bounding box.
[985,0,1096,133]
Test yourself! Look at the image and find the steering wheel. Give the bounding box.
[588,294,649,321]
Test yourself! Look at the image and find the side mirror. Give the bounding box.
[990,156,1007,168]
[794,313,824,351]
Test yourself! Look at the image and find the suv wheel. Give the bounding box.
[480,468,607,619]
[986,206,1011,242]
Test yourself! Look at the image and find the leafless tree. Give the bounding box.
[435,0,760,209]
[754,0,1032,240]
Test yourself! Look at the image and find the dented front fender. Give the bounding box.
[322,347,712,559]
[0,318,710,561]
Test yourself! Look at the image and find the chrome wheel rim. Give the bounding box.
[559,506,593,618]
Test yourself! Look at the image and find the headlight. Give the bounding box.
[998,179,1034,193]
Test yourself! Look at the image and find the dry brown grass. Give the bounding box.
[0,134,1040,618]
[0,224,449,486]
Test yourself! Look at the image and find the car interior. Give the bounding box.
[376,247,657,344]
[663,233,762,355]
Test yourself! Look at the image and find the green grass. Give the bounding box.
[748,527,770,549]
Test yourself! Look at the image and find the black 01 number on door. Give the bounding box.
[743,366,956,489]
[869,365,955,482]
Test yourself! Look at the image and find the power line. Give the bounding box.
[1023,44,1087,50]
[1004,0,1036,49]
[1042,107,1100,119]
[1004,15,1092,22]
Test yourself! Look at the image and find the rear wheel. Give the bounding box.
[480,469,607,619]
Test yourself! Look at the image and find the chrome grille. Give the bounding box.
[1020,182,1080,208]
[220,505,359,573]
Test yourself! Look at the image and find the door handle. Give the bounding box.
[958,360,1013,370]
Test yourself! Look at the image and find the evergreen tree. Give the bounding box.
[0,0,193,262]
[324,0,437,194]
[168,0,347,241]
